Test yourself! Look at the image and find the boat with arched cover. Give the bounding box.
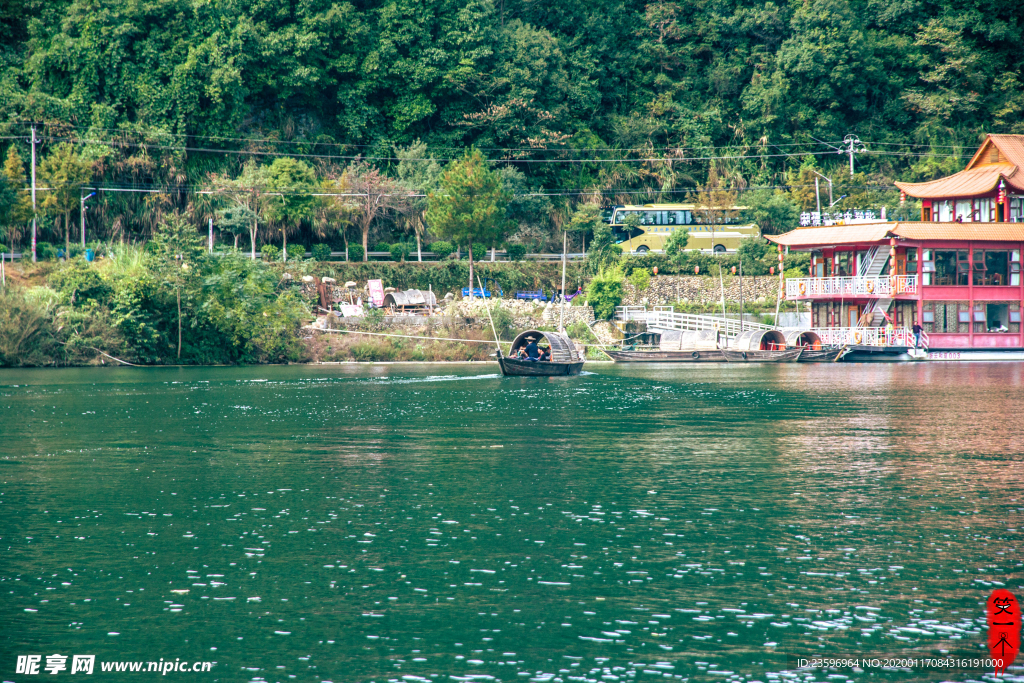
[498,330,585,376]
[721,330,804,362]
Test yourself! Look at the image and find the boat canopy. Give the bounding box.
[382,289,437,311]
[510,330,582,363]
[784,330,822,350]
[732,329,787,351]
[658,329,720,351]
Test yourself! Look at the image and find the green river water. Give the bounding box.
[1,363,1021,683]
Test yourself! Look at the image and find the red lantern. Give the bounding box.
[770,266,775,275]
[694,266,700,275]
[652,266,658,275]
[731,266,737,275]
[900,190,906,205]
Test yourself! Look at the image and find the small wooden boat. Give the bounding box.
[605,349,727,362]
[796,346,845,362]
[721,347,804,362]
[498,330,585,377]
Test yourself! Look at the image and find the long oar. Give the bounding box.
[477,274,503,358]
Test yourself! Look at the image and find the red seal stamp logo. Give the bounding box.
[987,589,1021,676]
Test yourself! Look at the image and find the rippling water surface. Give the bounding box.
[1,363,1022,683]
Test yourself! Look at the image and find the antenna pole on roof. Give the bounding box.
[477,274,503,356]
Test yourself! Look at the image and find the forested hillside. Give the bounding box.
[0,0,1022,248]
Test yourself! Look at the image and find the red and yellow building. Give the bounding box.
[768,134,1024,359]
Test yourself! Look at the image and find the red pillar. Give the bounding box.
[968,243,974,348]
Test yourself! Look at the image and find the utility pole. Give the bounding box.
[815,177,821,217]
[842,134,866,176]
[208,217,214,254]
[80,191,96,248]
[30,125,38,263]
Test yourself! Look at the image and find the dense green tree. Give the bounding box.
[151,213,205,359]
[2,146,32,246]
[210,162,274,259]
[38,144,93,255]
[742,189,800,235]
[426,149,511,297]
[394,140,442,261]
[263,158,317,261]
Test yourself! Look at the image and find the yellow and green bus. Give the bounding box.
[601,203,759,253]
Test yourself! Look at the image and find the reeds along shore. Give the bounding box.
[305,327,498,363]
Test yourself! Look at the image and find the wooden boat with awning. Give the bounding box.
[606,330,726,362]
[721,330,804,362]
[498,330,585,376]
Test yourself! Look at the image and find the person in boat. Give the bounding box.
[523,336,540,361]
[539,346,551,362]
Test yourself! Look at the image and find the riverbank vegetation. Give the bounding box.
[0,218,312,367]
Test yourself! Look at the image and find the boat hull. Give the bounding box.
[498,357,585,376]
[605,349,727,362]
[721,348,804,362]
[796,347,845,362]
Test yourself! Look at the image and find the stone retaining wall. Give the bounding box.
[623,275,780,307]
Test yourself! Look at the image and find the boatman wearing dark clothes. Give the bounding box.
[524,336,540,361]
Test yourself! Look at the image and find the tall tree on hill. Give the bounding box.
[152,213,205,360]
[692,165,737,253]
[342,162,404,261]
[39,144,93,254]
[209,162,272,260]
[394,140,442,262]
[3,146,33,247]
[426,150,510,298]
[313,173,357,257]
[263,158,317,261]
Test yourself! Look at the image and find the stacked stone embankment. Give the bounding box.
[622,275,780,307]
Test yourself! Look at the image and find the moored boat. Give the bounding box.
[605,349,727,362]
[722,347,804,362]
[796,346,845,362]
[606,329,726,362]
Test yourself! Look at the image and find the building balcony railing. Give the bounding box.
[810,326,922,347]
[785,275,918,299]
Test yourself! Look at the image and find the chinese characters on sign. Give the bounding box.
[799,210,878,227]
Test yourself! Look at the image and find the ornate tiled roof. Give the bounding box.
[768,221,1024,247]
[895,134,1024,198]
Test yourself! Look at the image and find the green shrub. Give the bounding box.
[261,244,281,261]
[585,265,625,320]
[311,244,331,261]
[347,244,364,261]
[389,242,410,261]
[505,243,527,261]
[0,243,7,254]
[50,261,112,306]
[664,229,689,256]
[472,243,486,259]
[628,268,651,291]
[374,241,390,253]
[36,241,57,260]
[430,241,454,259]
[286,244,306,261]
[68,244,84,258]
[567,320,597,343]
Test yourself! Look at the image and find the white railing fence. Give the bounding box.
[614,307,774,339]
[786,275,917,299]
[809,327,917,347]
